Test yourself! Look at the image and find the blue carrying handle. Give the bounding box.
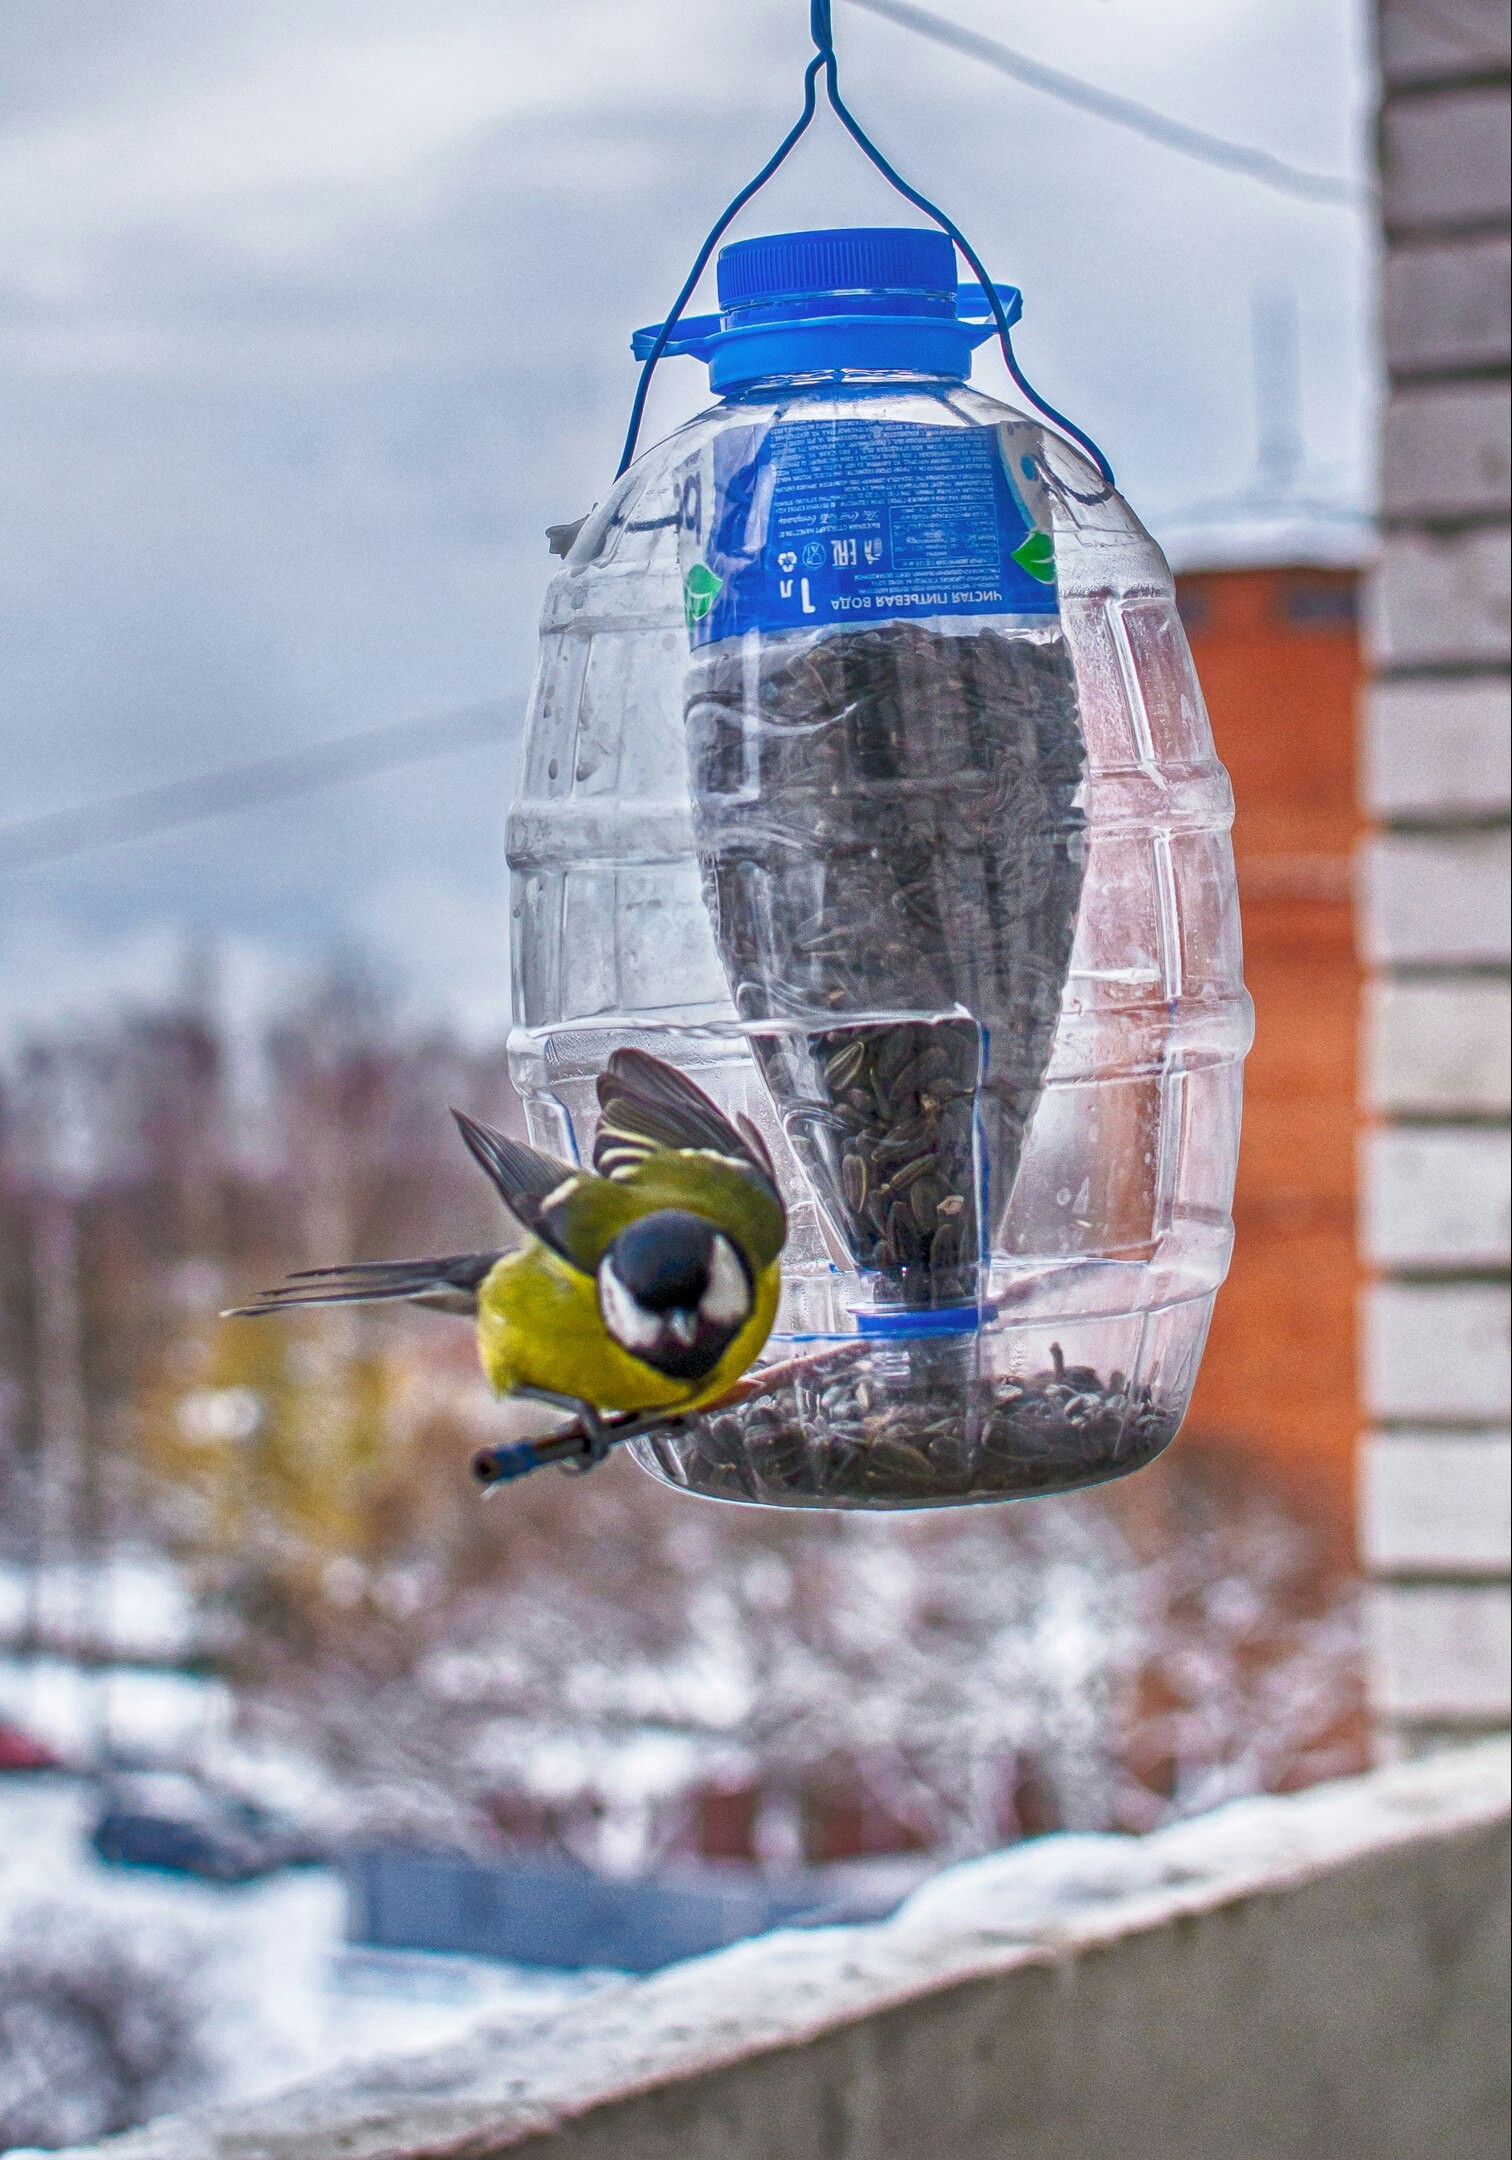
[616,0,1113,487]
[629,312,722,363]
[956,281,1025,327]
[628,282,1023,363]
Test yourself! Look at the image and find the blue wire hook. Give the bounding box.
[617,0,1115,489]
[615,52,825,478]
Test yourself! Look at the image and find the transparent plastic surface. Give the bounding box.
[509,373,1250,1508]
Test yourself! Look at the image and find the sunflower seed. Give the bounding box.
[882,1153,935,1195]
[871,1118,933,1164]
[910,1176,945,1233]
[825,1039,869,1090]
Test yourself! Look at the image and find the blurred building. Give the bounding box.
[1176,564,1364,1546]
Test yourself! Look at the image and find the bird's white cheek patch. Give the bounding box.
[598,1261,664,1354]
[701,1235,751,1329]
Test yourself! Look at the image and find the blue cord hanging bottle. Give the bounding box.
[508,22,1249,1509]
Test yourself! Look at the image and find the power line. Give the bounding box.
[0,699,518,876]
[1,12,1365,885]
[841,0,1370,206]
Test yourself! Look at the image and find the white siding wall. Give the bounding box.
[1364,0,1512,1752]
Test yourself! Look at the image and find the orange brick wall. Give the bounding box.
[1176,567,1364,1549]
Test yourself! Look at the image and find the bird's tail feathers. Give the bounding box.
[223,1251,501,1319]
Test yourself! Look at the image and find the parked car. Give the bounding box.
[90,1772,321,1883]
[0,1720,63,1772]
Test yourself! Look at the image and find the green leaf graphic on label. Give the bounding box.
[684,561,724,628]
[1011,530,1056,585]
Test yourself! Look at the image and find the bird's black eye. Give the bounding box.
[606,1210,716,1313]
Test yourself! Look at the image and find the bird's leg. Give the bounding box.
[510,1387,624,1472]
[573,1407,693,1480]
[565,1403,693,1467]
[606,1408,689,1443]
[513,1385,594,1424]
[568,1402,617,1471]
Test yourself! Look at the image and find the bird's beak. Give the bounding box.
[667,1311,699,1347]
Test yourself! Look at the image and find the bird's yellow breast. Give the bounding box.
[475,1242,780,1416]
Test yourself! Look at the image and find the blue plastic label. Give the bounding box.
[681,418,1058,646]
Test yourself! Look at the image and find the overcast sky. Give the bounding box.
[0,0,1375,1045]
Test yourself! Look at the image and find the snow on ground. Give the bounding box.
[0,1775,606,2120]
[0,1657,229,1770]
[0,1559,202,1668]
[38,1746,1508,2160]
[0,1554,225,1774]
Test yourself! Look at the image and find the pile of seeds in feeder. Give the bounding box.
[631,1342,1182,1509]
[686,621,1087,1304]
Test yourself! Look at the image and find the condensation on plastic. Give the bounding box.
[508,375,1251,1509]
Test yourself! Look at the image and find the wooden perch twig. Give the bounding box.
[471,1340,867,1490]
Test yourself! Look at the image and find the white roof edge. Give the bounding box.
[1157,522,1377,575]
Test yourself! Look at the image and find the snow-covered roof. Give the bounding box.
[1154,512,1375,576]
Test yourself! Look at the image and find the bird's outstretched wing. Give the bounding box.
[450,1110,592,1265]
[593,1049,780,1199]
[224,1251,501,1319]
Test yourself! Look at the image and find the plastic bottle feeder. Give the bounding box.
[509,225,1250,1508]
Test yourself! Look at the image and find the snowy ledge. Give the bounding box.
[52,1741,1510,2160]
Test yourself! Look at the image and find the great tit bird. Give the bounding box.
[226,1050,786,1464]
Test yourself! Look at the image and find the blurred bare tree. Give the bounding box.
[236,1444,1362,1871]
[0,1902,209,2148]
[0,964,1361,1872]
[0,959,518,1689]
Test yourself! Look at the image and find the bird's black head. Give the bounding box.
[597,1209,752,1382]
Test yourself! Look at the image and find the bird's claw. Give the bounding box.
[560,1405,682,1473]
[559,1405,614,1474]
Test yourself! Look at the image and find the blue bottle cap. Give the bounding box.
[716,226,957,310]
